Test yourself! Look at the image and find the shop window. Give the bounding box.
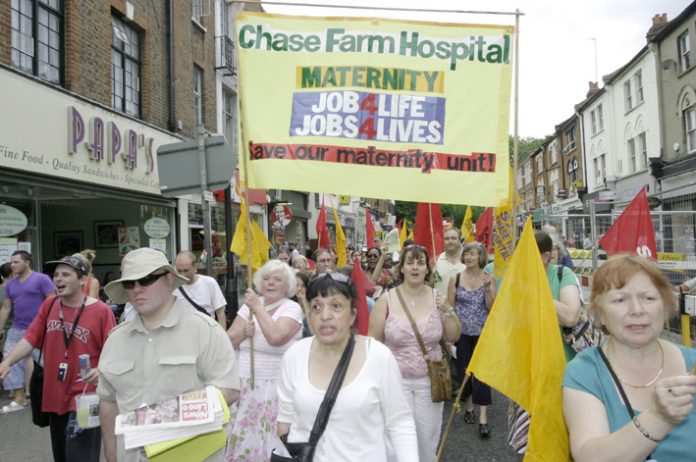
[11,0,63,84]
[111,14,140,117]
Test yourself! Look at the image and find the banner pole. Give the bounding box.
[428,203,437,262]
[511,9,520,245]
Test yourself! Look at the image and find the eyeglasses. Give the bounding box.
[122,272,168,290]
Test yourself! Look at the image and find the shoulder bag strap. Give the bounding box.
[597,347,636,418]
[306,334,356,452]
[37,296,60,365]
[395,286,429,359]
[557,264,564,284]
[177,286,212,317]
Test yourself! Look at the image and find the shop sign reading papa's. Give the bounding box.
[68,107,155,174]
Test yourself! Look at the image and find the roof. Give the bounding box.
[648,1,696,42]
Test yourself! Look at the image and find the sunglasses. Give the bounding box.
[311,271,350,285]
[122,272,168,290]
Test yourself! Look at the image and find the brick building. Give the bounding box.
[0,0,232,278]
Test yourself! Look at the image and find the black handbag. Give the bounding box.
[270,334,356,462]
[29,297,58,428]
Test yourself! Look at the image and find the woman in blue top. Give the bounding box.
[563,255,696,461]
[447,241,495,438]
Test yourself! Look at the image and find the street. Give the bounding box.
[1,388,516,462]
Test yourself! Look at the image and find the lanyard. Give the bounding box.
[58,298,86,357]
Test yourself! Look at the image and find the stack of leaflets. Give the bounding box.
[115,386,225,450]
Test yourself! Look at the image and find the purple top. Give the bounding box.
[5,272,55,330]
[454,285,488,336]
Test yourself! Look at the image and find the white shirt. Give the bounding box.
[434,252,465,295]
[237,298,303,381]
[172,274,226,317]
[278,337,418,462]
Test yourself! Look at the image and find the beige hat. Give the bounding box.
[105,248,188,304]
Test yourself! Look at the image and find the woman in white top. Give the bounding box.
[277,272,418,462]
[226,260,304,462]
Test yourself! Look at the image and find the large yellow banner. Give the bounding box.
[236,12,514,206]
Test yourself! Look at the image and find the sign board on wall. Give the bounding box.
[0,205,28,236]
[0,68,180,195]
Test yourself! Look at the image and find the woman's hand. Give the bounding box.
[652,375,696,426]
[244,288,262,314]
[243,320,256,340]
[435,290,449,313]
[483,272,493,289]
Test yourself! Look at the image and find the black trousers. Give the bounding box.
[454,334,492,406]
[48,412,101,462]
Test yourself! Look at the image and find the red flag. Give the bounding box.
[599,186,657,259]
[475,207,494,253]
[413,203,444,261]
[365,206,376,248]
[316,201,331,249]
[351,256,369,335]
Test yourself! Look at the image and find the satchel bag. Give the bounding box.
[270,334,356,462]
[395,287,452,403]
[556,265,604,353]
[29,296,59,428]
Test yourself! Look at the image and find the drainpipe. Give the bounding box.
[167,0,176,132]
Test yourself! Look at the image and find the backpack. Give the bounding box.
[557,265,603,353]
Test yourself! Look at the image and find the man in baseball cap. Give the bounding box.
[1,254,116,461]
[97,248,240,462]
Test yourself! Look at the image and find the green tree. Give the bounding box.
[394,201,485,230]
[509,135,544,162]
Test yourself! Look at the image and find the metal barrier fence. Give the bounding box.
[536,196,696,341]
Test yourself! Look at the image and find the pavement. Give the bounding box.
[1,388,516,462]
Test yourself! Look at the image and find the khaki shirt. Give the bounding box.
[97,299,239,461]
[434,252,465,295]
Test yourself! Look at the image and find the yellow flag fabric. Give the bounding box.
[460,206,474,243]
[236,12,514,206]
[331,201,347,267]
[399,219,408,247]
[493,203,514,279]
[229,196,272,270]
[407,228,414,241]
[467,219,570,462]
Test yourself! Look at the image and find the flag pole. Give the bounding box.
[428,203,437,263]
[435,373,471,462]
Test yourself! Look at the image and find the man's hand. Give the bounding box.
[82,369,100,386]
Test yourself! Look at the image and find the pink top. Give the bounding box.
[383,288,443,379]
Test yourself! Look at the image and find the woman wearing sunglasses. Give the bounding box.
[226,260,304,462]
[276,272,418,461]
[369,245,462,462]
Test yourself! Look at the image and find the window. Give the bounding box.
[679,31,691,72]
[218,0,229,36]
[222,87,236,146]
[624,80,633,111]
[628,138,636,172]
[111,15,140,116]
[11,0,62,84]
[597,104,604,131]
[590,111,597,135]
[638,132,647,168]
[594,158,600,180]
[686,106,696,152]
[550,143,557,164]
[567,158,579,185]
[566,128,576,151]
[600,154,606,177]
[194,66,203,127]
[634,71,643,103]
[536,154,543,173]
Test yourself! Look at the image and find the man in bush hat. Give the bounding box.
[0,255,116,462]
[97,248,239,462]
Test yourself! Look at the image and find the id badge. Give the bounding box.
[57,362,68,382]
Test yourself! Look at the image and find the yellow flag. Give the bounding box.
[460,206,474,243]
[493,203,514,279]
[467,219,570,462]
[407,228,414,240]
[330,200,347,267]
[229,194,272,270]
[399,219,408,247]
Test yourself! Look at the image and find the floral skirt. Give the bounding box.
[225,377,280,462]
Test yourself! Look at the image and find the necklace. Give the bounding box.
[607,340,664,389]
[401,285,426,306]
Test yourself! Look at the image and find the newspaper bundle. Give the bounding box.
[115,386,224,449]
